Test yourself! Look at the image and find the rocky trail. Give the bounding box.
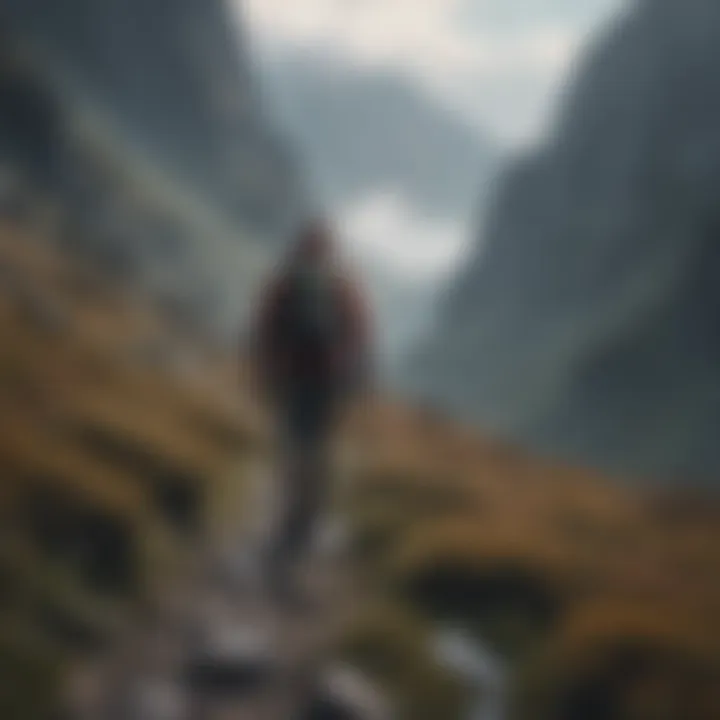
[62,453,390,720]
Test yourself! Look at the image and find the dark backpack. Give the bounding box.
[278,266,343,364]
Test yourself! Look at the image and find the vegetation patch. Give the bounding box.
[515,603,720,720]
[337,601,471,720]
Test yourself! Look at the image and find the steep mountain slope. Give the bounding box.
[0,0,305,236]
[415,0,720,480]
[0,1,311,339]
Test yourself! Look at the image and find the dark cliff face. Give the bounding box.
[416,0,720,480]
[0,0,304,236]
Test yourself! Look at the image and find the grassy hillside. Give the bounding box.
[338,401,720,719]
[1,218,718,719]
[0,219,262,717]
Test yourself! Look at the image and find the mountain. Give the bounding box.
[353,254,441,382]
[0,0,309,334]
[0,0,306,235]
[255,52,500,217]
[414,0,720,481]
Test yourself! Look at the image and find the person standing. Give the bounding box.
[250,218,373,607]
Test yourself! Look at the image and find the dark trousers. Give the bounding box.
[266,383,338,591]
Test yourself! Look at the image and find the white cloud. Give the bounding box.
[337,188,469,281]
[241,0,573,73]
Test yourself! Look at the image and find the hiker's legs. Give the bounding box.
[266,387,336,597]
[276,441,326,569]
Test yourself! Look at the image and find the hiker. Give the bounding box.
[250,218,373,607]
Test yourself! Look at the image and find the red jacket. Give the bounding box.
[252,263,372,392]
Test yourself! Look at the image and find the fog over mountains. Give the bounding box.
[256,52,499,217]
[415,0,720,480]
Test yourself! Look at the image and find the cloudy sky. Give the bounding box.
[235,0,630,358]
[241,0,628,143]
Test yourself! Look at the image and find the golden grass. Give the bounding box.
[0,225,255,715]
[347,400,720,717]
[516,601,720,720]
[2,223,719,718]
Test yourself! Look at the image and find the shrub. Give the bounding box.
[515,603,720,720]
[390,524,571,657]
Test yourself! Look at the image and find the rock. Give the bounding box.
[304,664,392,720]
[184,613,279,701]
